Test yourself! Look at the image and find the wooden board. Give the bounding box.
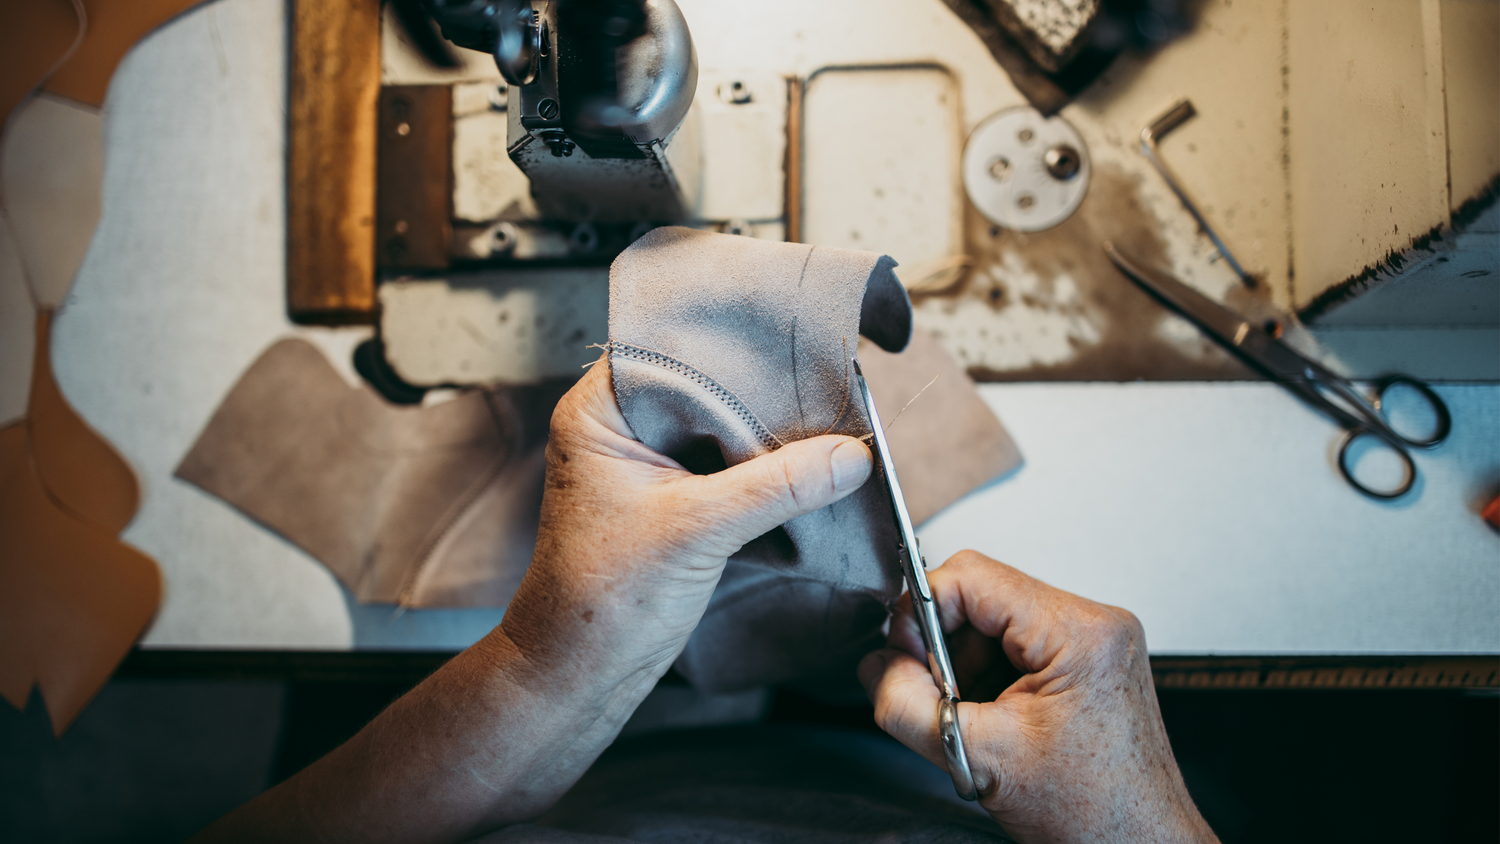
[376,85,452,271]
[286,0,381,324]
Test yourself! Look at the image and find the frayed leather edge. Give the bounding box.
[603,340,784,452]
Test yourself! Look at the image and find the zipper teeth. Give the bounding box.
[395,391,515,607]
[606,341,783,452]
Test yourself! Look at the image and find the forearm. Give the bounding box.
[193,363,871,842]
[193,625,662,843]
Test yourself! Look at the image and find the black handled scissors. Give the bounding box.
[852,358,978,801]
[1103,242,1451,500]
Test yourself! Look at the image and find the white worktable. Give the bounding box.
[12,0,1499,654]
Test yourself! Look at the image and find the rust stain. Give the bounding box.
[916,163,1261,382]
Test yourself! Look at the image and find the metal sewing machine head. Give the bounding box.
[422,0,700,224]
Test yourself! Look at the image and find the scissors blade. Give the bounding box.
[850,358,929,601]
[1103,242,1253,347]
[1104,242,1387,434]
[852,357,978,802]
[1103,242,1322,384]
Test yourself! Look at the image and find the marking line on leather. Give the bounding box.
[605,341,785,452]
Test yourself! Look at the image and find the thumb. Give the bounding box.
[681,434,872,551]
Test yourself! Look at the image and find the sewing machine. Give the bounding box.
[421,0,700,247]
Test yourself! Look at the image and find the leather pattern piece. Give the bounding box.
[28,310,139,532]
[0,0,200,737]
[607,227,1019,692]
[0,0,79,143]
[859,329,1022,526]
[1,95,105,310]
[45,0,208,108]
[0,310,160,737]
[176,338,560,608]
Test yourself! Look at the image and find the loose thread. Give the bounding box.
[884,373,940,431]
[581,341,610,369]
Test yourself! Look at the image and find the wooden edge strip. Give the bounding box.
[286,0,382,325]
[1152,655,1499,691]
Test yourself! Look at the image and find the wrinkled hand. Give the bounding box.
[859,551,1218,844]
[191,361,875,843]
[500,358,875,691]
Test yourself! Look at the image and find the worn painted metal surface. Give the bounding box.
[386,0,1495,385]
[380,269,608,386]
[802,64,964,277]
[25,0,1496,654]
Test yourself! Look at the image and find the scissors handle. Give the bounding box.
[907,539,978,801]
[1336,428,1418,500]
[939,697,978,801]
[1369,375,1451,448]
[1332,376,1446,500]
[1333,377,1450,500]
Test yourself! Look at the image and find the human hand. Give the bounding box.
[498,357,875,696]
[858,551,1218,844]
[190,360,874,843]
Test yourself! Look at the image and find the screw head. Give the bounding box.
[1017,127,1035,143]
[987,156,1011,181]
[570,224,599,252]
[1016,193,1036,210]
[1044,144,1081,180]
[718,81,752,104]
[537,98,559,120]
[489,222,518,254]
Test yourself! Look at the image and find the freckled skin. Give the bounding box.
[196,359,1214,844]
[192,359,874,844]
[859,552,1219,844]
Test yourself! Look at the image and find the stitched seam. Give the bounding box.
[606,341,784,451]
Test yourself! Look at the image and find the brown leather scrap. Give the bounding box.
[0,0,79,138]
[28,311,140,532]
[860,329,1020,525]
[45,0,208,108]
[0,311,160,736]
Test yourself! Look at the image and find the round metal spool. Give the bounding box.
[962,107,1091,233]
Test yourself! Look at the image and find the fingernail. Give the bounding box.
[830,440,873,492]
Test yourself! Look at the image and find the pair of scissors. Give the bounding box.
[851,358,978,802]
[1103,242,1452,500]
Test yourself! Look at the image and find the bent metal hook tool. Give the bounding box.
[1140,99,1255,289]
[851,357,979,802]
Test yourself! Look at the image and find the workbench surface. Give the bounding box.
[7,0,1497,655]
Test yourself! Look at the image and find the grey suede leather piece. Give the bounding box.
[175,339,563,608]
[607,227,1020,692]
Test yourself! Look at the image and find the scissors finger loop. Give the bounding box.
[1337,428,1417,500]
[939,696,979,802]
[1373,376,1451,448]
